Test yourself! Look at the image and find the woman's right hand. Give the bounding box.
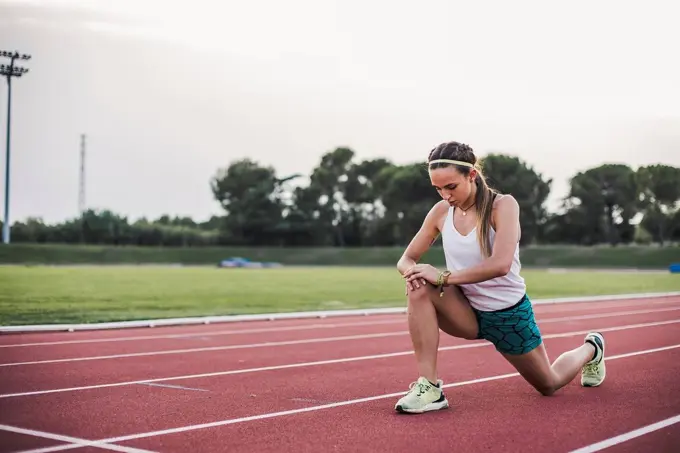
[403,265,429,294]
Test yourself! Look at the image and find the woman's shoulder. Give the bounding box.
[491,193,521,231]
[433,199,451,214]
[425,200,452,232]
[492,193,519,211]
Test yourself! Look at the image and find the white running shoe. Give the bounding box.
[581,332,606,387]
[394,377,448,414]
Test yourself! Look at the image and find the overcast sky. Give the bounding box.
[1,0,679,224]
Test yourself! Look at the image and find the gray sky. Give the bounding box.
[1,0,679,224]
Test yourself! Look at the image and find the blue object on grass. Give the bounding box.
[218,257,282,268]
[669,263,680,273]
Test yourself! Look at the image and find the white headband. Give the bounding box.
[428,159,474,168]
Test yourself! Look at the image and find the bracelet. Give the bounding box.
[435,270,451,286]
[437,270,452,297]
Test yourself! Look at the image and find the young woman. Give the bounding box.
[394,141,606,414]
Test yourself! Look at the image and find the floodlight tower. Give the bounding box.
[0,50,31,244]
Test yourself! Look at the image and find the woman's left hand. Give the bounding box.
[403,264,441,286]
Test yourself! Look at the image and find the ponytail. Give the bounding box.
[474,168,497,258]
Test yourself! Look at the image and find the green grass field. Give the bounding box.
[2,243,679,268]
[1,265,679,326]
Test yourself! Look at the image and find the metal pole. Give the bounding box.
[2,73,10,244]
[0,50,31,245]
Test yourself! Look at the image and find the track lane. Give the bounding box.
[1,309,677,395]
[0,323,677,444]
[599,419,680,453]
[0,322,411,364]
[4,305,680,368]
[118,348,680,453]
[0,315,409,347]
[0,430,63,453]
[2,305,679,364]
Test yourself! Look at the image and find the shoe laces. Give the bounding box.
[408,381,432,397]
[583,362,599,376]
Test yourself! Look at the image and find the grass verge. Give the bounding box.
[1,265,679,325]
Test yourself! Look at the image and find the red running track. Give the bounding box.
[0,295,679,453]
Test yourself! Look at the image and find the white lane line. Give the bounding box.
[4,306,679,367]
[0,332,405,367]
[534,297,680,314]
[138,383,209,392]
[569,414,680,452]
[17,343,680,453]
[2,319,678,399]
[0,319,405,348]
[537,307,680,323]
[0,424,156,453]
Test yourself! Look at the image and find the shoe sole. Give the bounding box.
[395,399,449,414]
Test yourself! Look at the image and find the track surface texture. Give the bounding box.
[1,294,679,453]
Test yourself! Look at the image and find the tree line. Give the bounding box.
[4,147,680,247]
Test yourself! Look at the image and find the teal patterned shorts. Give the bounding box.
[473,294,543,355]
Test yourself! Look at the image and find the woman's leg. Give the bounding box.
[395,283,479,413]
[502,332,606,396]
[476,295,607,396]
[407,283,479,382]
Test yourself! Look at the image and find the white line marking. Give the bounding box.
[290,398,322,403]
[3,306,679,367]
[138,383,209,392]
[0,319,405,348]
[19,343,680,453]
[2,319,678,399]
[0,332,405,367]
[535,297,680,314]
[2,302,677,350]
[569,414,680,452]
[2,291,678,334]
[0,424,156,453]
[530,292,680,305]
[537,307,680,323]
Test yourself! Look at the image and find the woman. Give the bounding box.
[394,141,605,414]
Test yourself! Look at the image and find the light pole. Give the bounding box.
[0,50,31,245]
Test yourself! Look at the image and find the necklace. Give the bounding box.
[459,201,475,216]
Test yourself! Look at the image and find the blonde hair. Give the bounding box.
[428,142,498,257]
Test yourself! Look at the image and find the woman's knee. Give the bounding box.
[503,346,558,396]
[407,285,435,306]
[536,382,556,396]
[527,371,558,396]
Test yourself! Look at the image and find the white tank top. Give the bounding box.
[441,206,526,312]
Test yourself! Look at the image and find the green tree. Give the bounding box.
[375,163,439,245]
[210,159,298,245]
[306,147,356,246]
[342,158,394,245]
[79,209,131,245]
[637,164,680,244]
[670,209,680,241]
[480,154,552,244]
[541,200,594,245]
[567,164,638,245]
